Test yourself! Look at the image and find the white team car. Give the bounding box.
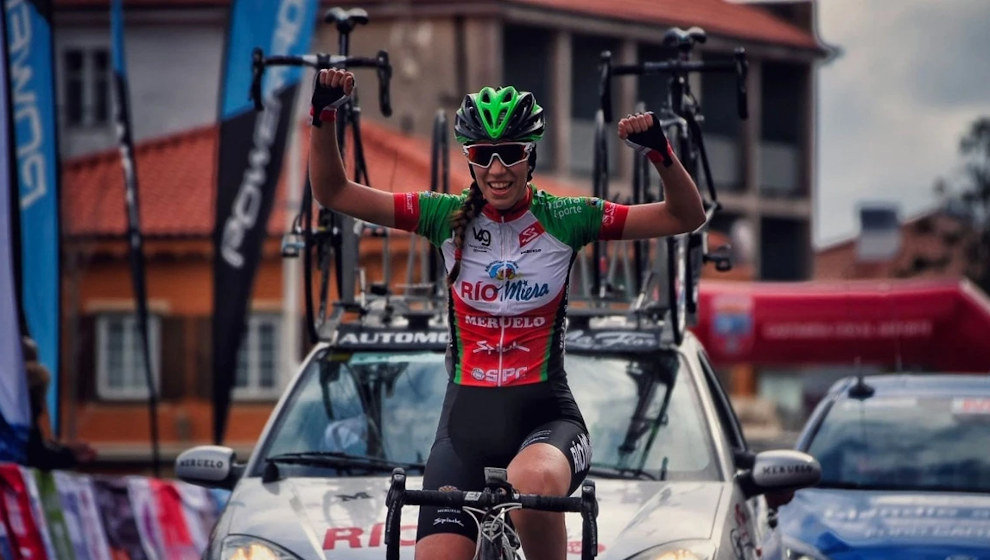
[178,318,819,560]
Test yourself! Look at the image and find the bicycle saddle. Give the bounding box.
[324,7,369,32]
[663,26,707,52]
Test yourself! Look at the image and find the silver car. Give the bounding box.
[178,326,819,560]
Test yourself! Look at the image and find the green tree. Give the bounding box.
[959,117,990,291]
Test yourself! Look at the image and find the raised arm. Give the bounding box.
[616,112,706,239]
[309,68,396,227]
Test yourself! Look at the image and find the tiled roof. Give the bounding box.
[62,118,587,238]
[64,124,227,237]
[512,0,819,49]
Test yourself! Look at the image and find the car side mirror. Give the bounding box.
[175,445,245,490]
[737,449,821,500]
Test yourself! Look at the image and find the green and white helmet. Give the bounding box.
[454,86,545,144]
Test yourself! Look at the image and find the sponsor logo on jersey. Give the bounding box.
[401,192,416,213]
[569,433,592,474]
[472,226,492,247]
[602,200,618,226]
[459,280,550,303]
[470,366,528,384]
[518,222,545,247]
[473,340,530,355]
[486,260,519,280]
[552,205,582,220]
[464,315,547,329]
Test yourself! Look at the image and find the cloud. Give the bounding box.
[815,0,990,246]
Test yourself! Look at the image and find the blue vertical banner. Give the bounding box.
[5,0,62,433]
[1,4,31,464]
[213,0,317,443]
[111,0,160,475]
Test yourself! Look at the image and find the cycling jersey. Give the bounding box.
[393,184,629,388]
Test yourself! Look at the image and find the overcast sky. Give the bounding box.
[814,0,990,247]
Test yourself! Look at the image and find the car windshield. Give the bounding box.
[808,395,990,492]
[255,349,720,481]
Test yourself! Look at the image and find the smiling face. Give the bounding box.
[474,157,530,210]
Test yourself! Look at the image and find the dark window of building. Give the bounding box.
[701,54,744,192]
[701,55,739,137]
[760,63,807,197]
[62,47,111,129]
[761,62,805,145]
[571,34,618,176]
[572,34,618,120]
[96,313,161,400]
[64,50,84,126]
[93,50,110,123]
[234,313,282,399]
[760,217,809,280]
[503,25,554,168]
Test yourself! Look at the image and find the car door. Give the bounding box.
[694,349,767,560]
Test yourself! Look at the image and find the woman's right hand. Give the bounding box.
[311,69,355,127]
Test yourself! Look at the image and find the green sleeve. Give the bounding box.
[530,191,604,251]
[415,192,464,247]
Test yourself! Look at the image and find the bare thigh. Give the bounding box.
[416,533,476,560]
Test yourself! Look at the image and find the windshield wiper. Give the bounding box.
[262,452,425,482]
[588,465,659,481]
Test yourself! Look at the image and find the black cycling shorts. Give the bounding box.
[416,382,592,542]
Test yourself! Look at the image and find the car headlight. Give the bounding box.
[625,540,716,560]
[220,535,302,560]
[782,536,830,560]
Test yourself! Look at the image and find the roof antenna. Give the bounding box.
[848,357,875,399]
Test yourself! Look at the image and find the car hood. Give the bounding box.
[220,475,725,559]
[778,488,990,559]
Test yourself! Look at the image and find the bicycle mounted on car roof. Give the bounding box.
[591,25,749,345]
[251,6,394,345]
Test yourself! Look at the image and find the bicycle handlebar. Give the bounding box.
[385,468,598,560]
[250,48,393,117]
[598,44,748,121]
[402,487,585,512]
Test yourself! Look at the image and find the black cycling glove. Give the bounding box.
[310,71,350,127]
[623,113,674,167]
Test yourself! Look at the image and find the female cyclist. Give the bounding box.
[310,69,705,560]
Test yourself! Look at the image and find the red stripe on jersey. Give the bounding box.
[393,192,420,231]
[599,201,629,240]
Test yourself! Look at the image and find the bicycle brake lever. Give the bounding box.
[377,50,393,117]
[599,51,613,123]
[734,48,749,120]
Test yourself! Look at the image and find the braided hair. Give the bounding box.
[447,181,487,286]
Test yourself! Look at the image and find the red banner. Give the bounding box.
[694,279,990,372]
